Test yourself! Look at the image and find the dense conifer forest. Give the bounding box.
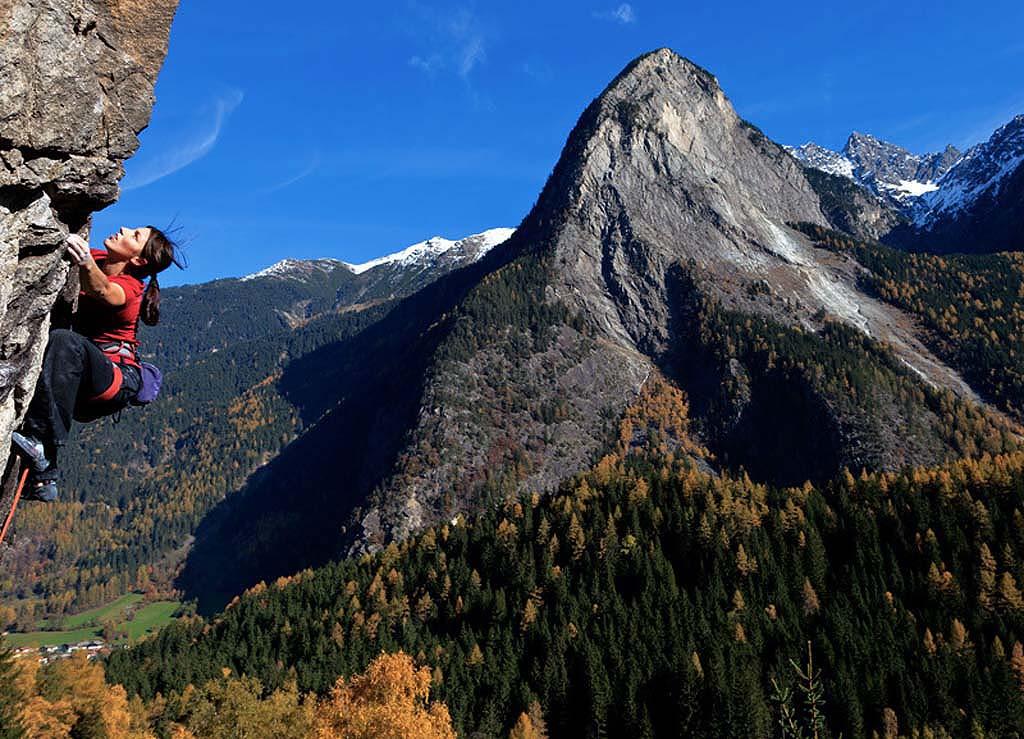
[0,301,392,626]
[100,378,1024,737]
[796,223,1024,420]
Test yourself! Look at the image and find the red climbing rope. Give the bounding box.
[0,466,30,547]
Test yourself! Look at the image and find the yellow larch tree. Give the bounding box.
[314,651,455,739]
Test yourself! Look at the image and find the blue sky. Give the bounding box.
[94,0,1024,286]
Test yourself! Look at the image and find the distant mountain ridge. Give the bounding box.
[239,228,515,281]
[790,114,1024,252]
[786,133,960,212]
[147,228,514,364]
[343,228,515,275]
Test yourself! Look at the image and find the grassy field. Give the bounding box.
[35,593,144,631]
[5,597,181,649]
[5,627,103,649]
[126,601,180,640]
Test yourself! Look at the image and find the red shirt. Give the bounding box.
[74,249,145,367]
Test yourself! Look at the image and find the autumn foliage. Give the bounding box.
[314,651,455,739]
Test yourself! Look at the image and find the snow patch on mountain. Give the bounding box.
[342,228,515,274]
[879,179,939,199]
[917,115,1024,226]
[240,258,345,282]
[239,228,516,282]
[785,143,855,180]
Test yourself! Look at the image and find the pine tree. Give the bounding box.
[0,640,25,739]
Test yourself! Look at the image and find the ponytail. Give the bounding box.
[141,274,161,326]
[136,225,185,326]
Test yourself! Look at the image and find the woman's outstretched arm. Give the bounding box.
[65,235,126,307]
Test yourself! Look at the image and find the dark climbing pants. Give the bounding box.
[21,329,140,457]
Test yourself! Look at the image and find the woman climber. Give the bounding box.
[11,226,184,501]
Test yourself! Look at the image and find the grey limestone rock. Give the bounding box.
[0,0,177,461]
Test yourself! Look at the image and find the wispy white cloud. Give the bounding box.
[594,3,637,24]
[262,151,321,194]
[409,54,444,74]
[406,5,489,81]
[458,35,486,78]
[123,89,244,191]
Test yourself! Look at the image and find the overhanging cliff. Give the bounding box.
[0,0,178,448]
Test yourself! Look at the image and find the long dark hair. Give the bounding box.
[135,226,186,326]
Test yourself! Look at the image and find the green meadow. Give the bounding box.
[5,595,181,649]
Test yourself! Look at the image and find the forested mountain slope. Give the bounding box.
[107,377,1024,737]
[0,229,511,624]
[174,49,1020,613]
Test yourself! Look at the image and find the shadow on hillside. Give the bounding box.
[176,236,527,614]
[657,263,842,487]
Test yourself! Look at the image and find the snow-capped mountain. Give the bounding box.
[240,258,345,282]
[157,228,516,364]
[342,228,515,274]
[240,228,515,282]
[785,142,855,179]
[791,114,1024,252]
[918,115,1024,226]
[786,134,960,212]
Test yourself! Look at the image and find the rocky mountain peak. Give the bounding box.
[522,47,978,407]
[922,144,963,178]
[842,131,948,189]
[906,112,1024,247]
[844,130,885,153]
[342,228,515,275]
[921,113,1024,218]
[522,48,849,354]
[790,130,960,216]
[346,48,996,551]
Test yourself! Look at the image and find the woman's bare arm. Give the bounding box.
[66,235,126,307]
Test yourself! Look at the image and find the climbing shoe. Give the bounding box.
[23,471,58,503]
[12,431,50,472]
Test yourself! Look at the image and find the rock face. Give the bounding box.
[526,50,977,395]
[844,133,959,195]
[0,0,177,449]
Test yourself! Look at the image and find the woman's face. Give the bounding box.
[104,226,152,266]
